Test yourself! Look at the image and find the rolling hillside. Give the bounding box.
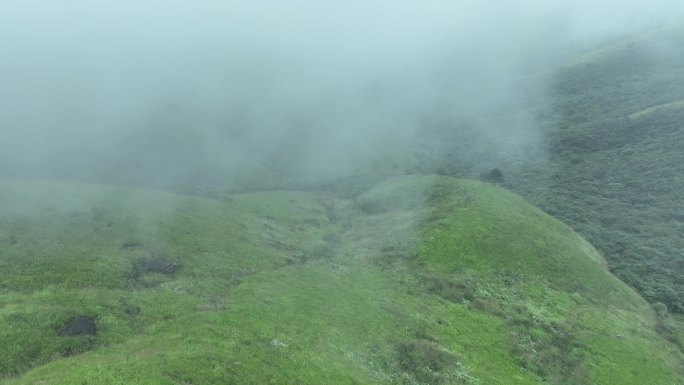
[1,176,681,384]
[496,28,684,347]
[422,27,684,351]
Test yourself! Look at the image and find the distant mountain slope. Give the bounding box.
[1,176,681,384]
[421,26,684,326]
[507,27,684,321]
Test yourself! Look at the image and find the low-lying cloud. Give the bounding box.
[0,0,681,189]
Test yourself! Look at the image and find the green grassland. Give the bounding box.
[0,175,681,384]
[420,26,684,348]
[528,26,684,313]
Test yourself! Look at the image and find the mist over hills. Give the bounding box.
[1,0,681,188]
[1,1,684,384]
[426,25,684,317]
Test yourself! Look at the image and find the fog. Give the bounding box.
[1,0,681,192]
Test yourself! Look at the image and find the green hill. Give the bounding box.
[421,26,684,351]
[1,176,681,384]
[494,28,684,348]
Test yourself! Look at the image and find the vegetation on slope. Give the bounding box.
[422,27,684,341]
[511,28,684,320]
[0,176,681,384]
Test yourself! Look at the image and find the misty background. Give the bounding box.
[1,0,681,192]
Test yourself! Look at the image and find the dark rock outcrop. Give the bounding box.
[145,258,179,275]
[61,316,96,336]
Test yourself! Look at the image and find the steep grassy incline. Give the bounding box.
[530,28,684,316]
[418,27,684,327]
[0,176,681,384]
[507,27,684,328]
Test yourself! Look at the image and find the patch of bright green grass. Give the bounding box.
[0,176,681,384]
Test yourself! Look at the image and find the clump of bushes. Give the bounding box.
[395,339,460,385]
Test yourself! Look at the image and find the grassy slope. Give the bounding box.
[419,27,684,322]
[495,28,684,357]
[0,176,681,384]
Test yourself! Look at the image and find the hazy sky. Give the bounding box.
[0,1,681,187]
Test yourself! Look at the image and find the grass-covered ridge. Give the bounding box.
[0,176,681,384]
[420,27,684,323]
